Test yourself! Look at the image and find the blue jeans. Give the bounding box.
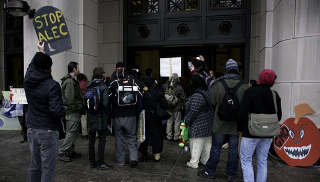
[205,133,239,177]
[27,128,59,182]
[240,137,272,182]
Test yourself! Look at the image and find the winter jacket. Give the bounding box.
[61,74,84,115]
[237,84,282,138]
[211,74,248,135]
[143,85,168,123]
[79,80,89,97]
[86,79,109,130]
[162,80,186,111]
[184,89,213,138]
[108,68,143,118]
[24,52,66,131]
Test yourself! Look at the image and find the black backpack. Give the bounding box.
[217,79,244,121]
[83,81,104,114]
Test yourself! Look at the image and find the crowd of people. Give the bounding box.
[23,41,282,182]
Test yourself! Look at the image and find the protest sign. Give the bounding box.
[33,6,72,56]
[160,57,181,77]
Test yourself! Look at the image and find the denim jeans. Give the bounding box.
[240,137,272,182]
[205,133,239,177]
[27,128,59,182]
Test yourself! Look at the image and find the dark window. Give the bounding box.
[168,0,199,12]
[130,0,159,16]
[210,0,243,10]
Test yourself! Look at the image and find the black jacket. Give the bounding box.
[237,84,282,138]
[108,68,143,118]
[24,52,66,130]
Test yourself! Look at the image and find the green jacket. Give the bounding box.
[61,74,83,115]
[211,77,248,135]
[86,80,109,130]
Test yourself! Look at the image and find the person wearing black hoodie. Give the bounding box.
[108,62,143,167]
[24,41,66,182]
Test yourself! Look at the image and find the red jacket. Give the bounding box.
[79,80,89,97]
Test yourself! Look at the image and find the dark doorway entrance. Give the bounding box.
[128,44,245,84]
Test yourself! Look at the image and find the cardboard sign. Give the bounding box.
[273,104,320,166]
[160,57,181,77]
[33,6,72,56]
[10,88,27,104]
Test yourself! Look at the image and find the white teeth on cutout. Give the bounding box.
[283,144,311,159]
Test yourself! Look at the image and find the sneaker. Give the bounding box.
[227,176,235,182]
[97,162,113,170]
[117,163,125,166]
[186,162,198,169]
[129,160,138,168]
[222,143,229,149]
[167,138,173,141]
[199,161,206,166]
[197,170,215,179]
[58,153,72,162]
[69,152,82,159]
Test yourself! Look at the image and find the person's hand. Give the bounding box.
[199,55,205,61]
[189,65,194,72]
[37,41,45,53]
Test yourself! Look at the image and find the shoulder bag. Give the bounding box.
[145,91,171,120]
[248,90,280,137]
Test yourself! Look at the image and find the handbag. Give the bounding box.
[145,91,171,120]
[248,90,280,137]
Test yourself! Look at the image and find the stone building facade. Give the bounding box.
[0,0,319,127]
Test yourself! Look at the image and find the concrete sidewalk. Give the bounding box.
[0,130,319,182]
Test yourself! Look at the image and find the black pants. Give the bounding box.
[88,128,107,164]
[138,112,163,156]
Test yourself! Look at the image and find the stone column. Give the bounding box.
[251,0,320,127]
[98,0,123,77]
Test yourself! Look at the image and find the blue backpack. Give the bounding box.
[83,81,104,114]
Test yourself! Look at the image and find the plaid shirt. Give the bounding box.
[184,89,214,138]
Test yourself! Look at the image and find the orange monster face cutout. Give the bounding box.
[274,117,320,166]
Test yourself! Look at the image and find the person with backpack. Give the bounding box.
[238,69,282,182]
[108,62,143,167]
[58,61,84,162]
[139,76,168,162]
[198,59,248,182]
[163,73,186,142]
[184,74,214,169]
[85,67,113,170]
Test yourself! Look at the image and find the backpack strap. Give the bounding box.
[233,80,244,91]
[219,79,243,91]
[219,79,229,92]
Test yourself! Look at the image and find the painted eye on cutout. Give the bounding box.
[299,129,304,139]
[289,130,295,139]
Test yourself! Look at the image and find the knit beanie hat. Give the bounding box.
[144,76,155,87]
[116,62,125,68]
[33,52,52,70]
[225,59,239,74]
